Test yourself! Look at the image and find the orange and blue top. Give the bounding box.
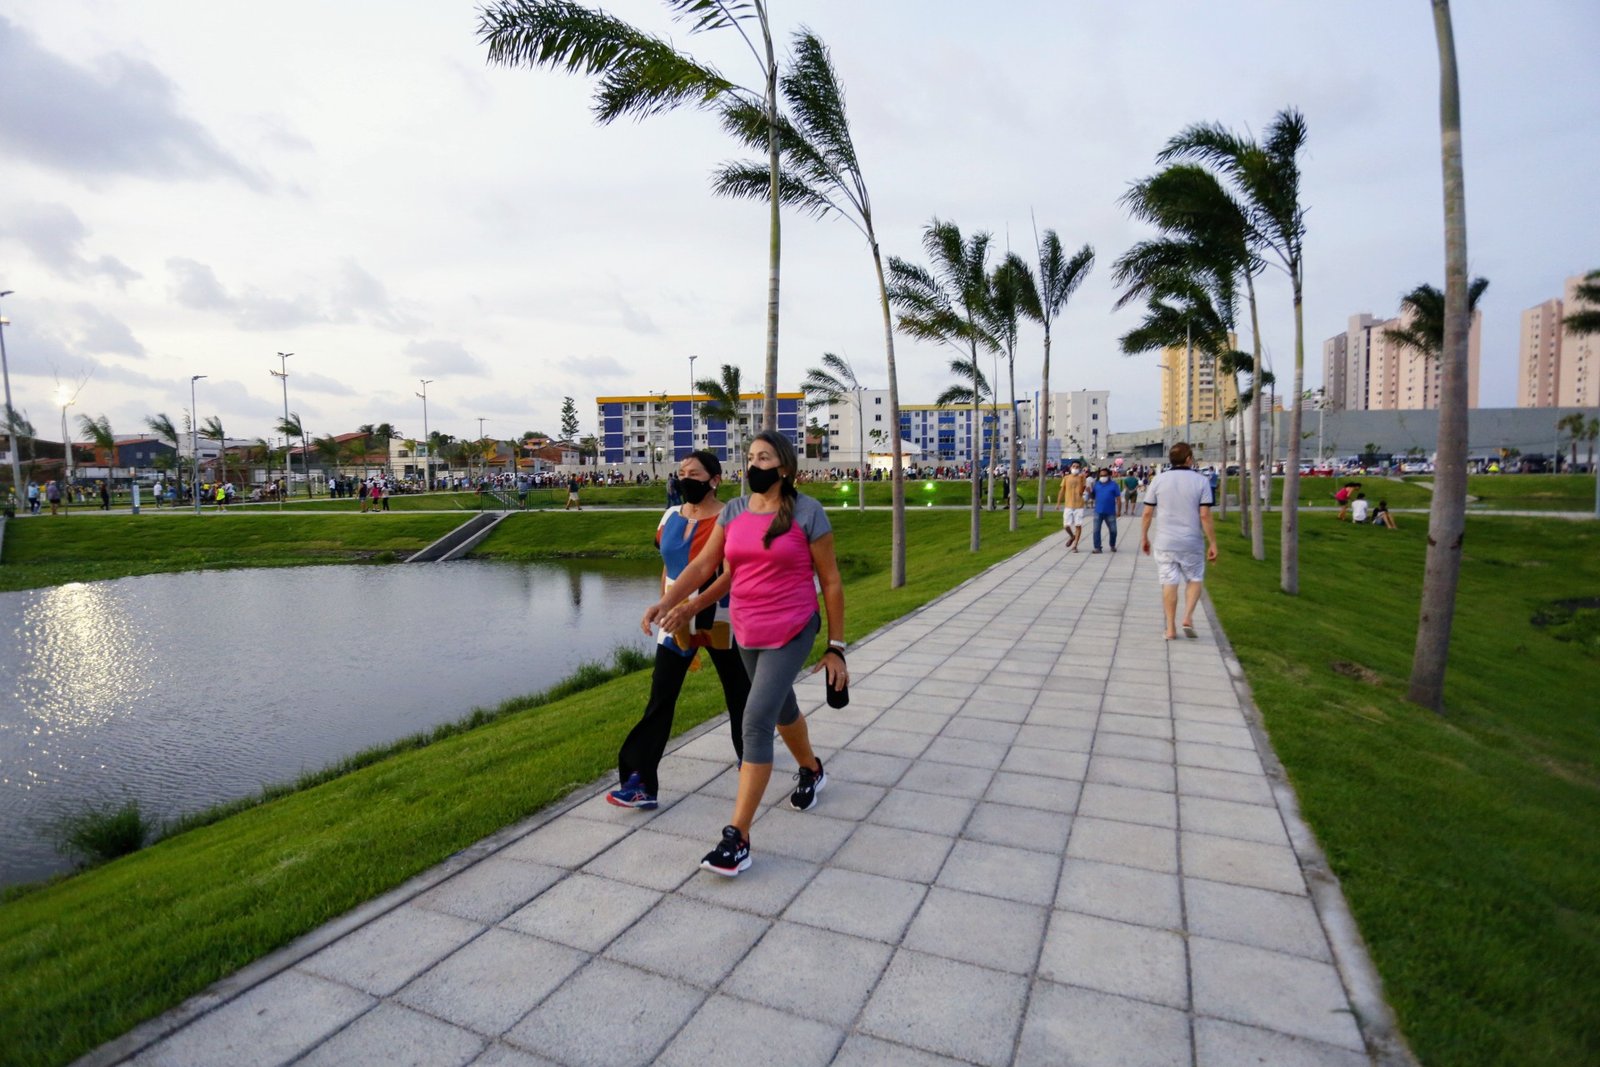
[656,506,733,655]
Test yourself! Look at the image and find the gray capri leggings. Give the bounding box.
[738,612,819,764]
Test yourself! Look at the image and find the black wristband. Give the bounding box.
[823,647,846,663]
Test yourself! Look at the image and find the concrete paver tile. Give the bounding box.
[500,873,661,952]
[1104,680,1171,701]
[935,838,1061,906]
[503,958,704,1067]
[1183,878,1332,961]
[500,815,632,869]
[671,730,745,764]
[725,920,893,1026]
[1038,910,1189,1008]
[875,659,937,679]
[833,822,955,882]
[1100,694,1169,716]
[959,698,1034,723]
[985,770,1080,812]
[939,715,1021,744]
[903,886,1048,974]
[1077,782,1179,829]
[470,1042,561,1067]
[1193,1018,1370,1067]
[1183,833,1307,895]
[1013,722,1095,752]
[897,759,996,798]
[796,718,863,750]
[296,1002,485,1067]
[848,726,934,759]
[413,860,566,925]
[868,788,977,836]
[855,672,914,694]
[1015,981,1191,1067]
[962,801,1072,854]
[1176,740,1264,775]
[784,867,926,942]
[872,708,953,734]
[859,949,1029,1067]
[604,895,769,988]
[580,828,705,892]
[1170,685,1238,708]
[831,1035,970,1066]
[824,749,912,786]
[1001,746,1089,780]
[1177,764,1275,806]
[892,693,966,716]
[911,678,978,699]
[797,778,886,821]
[1171,701,1247,726]
[131,971,374,1067]
[1098,711,1175,739]
[1056,857,1182,930]
[645,792,740,839]
[986,681,1045,706]
[1180,794,1290,846]
[1032,681,1104,706]
[650,755,730,794]
[1086,754,1176,792]
[1173,719,1255,750]
[749,806,857,862]
[921,735,1011,769]
[1066,816,1178,874]
[393,928,587,1036]
[656,995,842,1067]
[676,852,819,917]
[1190,937,1365,1050]
[928,662,993,682]
[298,905,483,996]
[1094,732,1177,764]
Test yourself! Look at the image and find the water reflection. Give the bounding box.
[0,560,659,886]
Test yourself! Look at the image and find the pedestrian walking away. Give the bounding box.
[1140,442,1218,640]
[611,452,750,811]
[1088,467,1121,552]
[1057,461,1087,552]
[565,474,582,510]
[644,430,847,877]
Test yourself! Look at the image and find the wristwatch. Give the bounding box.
[829,639,846,650]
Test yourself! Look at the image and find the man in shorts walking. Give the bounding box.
[1140,442,1218,640]
[1056,461,1087,551]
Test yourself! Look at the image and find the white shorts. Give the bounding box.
[1155,549,1206,585]
[1062,507,1084,527]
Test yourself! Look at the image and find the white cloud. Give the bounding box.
[0,202,139,286]
[406,339,488,377]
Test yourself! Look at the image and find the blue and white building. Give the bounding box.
[596,392,803,467]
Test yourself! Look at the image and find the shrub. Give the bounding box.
[53,800,153,865]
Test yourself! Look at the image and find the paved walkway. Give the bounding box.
[105,537,1406,1067]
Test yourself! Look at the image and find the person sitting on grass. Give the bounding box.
[1371,499,1398,529]
[1350,492,1370,524]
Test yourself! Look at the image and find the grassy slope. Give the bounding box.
[1206,515,1599,1067]
[0,508,1055,1067]
[0,514,462,592]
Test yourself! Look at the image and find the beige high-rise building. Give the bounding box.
[1558,274,1597,407]
[1519,298,1564,407]
[1158,335,1239,431]
[1324,308,1479,411]
[1516,275,1598,408]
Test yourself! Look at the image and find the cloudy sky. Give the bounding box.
[1,0,1596,449]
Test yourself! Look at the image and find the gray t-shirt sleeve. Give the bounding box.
[717,496,748,526]
[794,493,832,540]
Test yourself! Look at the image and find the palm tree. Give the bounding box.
[478,0,786,430]
[144,412,181,474]
[276,412,312,497]
[712,31,907,584]
[696,363,750,487]
[986,254,1040,531]
[76,414,117,492]
[1159,110,1308,588]
[1563,270,1600,336]
[250,437,276,493]
[1409,0,1470,712]
[200,415,227,484]
[1382,278,1490,358]
[1117,162,1264,557]
[888,220,997,552]
[1026,231,1095,518]
[312,434,343,486]
[802,352,868,510]
[1557,412,1587,474]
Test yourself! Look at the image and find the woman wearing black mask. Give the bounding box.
[609,451,750,809]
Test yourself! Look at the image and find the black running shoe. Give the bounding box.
[700,825,751,876]
[790,759,827,812]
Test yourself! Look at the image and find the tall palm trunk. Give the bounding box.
[1280,273,1306,593]
[871,241,907,587]
[1246,276,1265,559]
[1007,345,1019,531]
[1410,0,1470,711]
[968,340,982,552]
[1035,331,1051,519]
[760,5,781,432]
[1219,412,1229,518]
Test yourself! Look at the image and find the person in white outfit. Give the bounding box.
[1140,442,1219,640]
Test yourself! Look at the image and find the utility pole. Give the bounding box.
[0,291,24,507]
[1184,322,1193,449]
[477,417,489,484]
[417,379,433,490]
[271,352,293,509]
[190,375,207,514]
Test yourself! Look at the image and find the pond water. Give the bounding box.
[0,560,662,887]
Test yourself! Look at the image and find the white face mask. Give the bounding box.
[1099,476,1109,482]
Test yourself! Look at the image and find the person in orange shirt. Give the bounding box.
[1056,461,1088,552]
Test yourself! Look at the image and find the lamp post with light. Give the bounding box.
[57,385,76,515]
[0,290,23,508]
[270,352,293,509]
[190,375,206,514]
[416,379,433,490]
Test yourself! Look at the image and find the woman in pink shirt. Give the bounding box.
[645,430,848,877]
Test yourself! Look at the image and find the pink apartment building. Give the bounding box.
[1516,274,1598,408]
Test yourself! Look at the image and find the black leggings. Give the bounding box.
[617,643,750,795]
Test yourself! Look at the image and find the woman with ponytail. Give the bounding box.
[644,430,847,876]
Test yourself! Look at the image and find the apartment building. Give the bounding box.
[596,392,803,466]
[823,391,1034,466]
[1322,309,1480,411]
[1156,338,1238,429]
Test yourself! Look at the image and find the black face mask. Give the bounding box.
[746,465,782,493]
[680,477,713,504]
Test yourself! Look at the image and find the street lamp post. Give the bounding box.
[1157,362,1175,459]
[271,352,293,510]
[688,355,698,452]
[416,379,433,490]
[0,291,24,510]
[477,417,489,484]
[190,375,206,514]
[56,386,75,516]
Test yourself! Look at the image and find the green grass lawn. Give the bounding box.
[1457,473,1597,511]
[1205,515,1600,1067]
[0,508,1056,1067]
[0,514,463,592]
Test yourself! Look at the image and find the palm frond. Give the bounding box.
[712,160,837,218]
[1035,233,1094,326]
[663,0,756,34]
[781,31,860,186]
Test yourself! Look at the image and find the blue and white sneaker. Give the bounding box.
[700,825,751,876]
[607,773,658,810]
